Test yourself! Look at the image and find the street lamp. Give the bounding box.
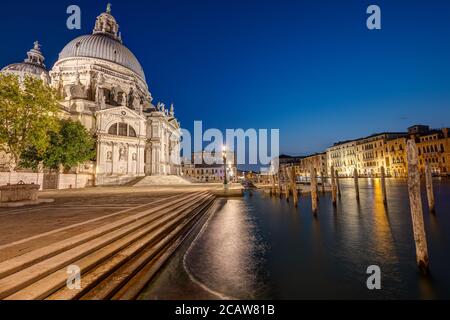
[222,146,228,185]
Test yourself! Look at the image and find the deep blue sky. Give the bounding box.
[1,0,450,157]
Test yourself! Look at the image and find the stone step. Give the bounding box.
[0,192,204,279]
[5,194,215,300]
[133,175,192,186]
[0,192,186,254]
[80,196,215,300]
[113,199,220,300]
[46,195,214,300]
[0,192,210,299]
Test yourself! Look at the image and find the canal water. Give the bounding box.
[140,179,450,300]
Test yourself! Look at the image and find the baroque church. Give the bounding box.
[1,5,182,186]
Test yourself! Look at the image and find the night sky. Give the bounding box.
[1,0,450,159]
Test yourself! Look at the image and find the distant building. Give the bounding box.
[326,140,358,177]
[279,125,450,178]
[297,153,327,177]
[408,125,430,135]
[182,151,237,183]
[354,132,407,177]
[416,128,449,175]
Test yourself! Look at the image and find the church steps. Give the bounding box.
[79,196,215,300]
[133,175,193,186]
[0,192,189,255]
[0,191,204,278]
[0,192,212,299]
[5,194,215,300]
[113,198,220,300]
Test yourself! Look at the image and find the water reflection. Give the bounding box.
[184,199,268,299]
[143,179,450,300]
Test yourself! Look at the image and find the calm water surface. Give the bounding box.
[141,179,450,300]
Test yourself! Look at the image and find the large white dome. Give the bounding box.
[59,34,146,81]
[58,5,146,81]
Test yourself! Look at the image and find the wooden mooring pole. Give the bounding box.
[331,166,337,207]
[270,174,275,196]
[407,140,429,272]
[290,166,299,207]
[425,163,436,213]
[310,167,318,215]
[320,170,325,194]
[284,167,290,201]
[380,166,387,205]
[335,170,341,197]
[277,172,282,199]
[354,167,360,201]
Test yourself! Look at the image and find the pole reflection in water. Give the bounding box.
[140,179,450,300]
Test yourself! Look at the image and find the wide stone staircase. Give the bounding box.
[0,191,216,300]
[133,175,193,186]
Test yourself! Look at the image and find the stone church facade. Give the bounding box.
[1,5,182,187]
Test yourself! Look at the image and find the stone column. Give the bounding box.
[111,142,117,174]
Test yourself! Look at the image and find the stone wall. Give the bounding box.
[57,174,95,189]
[0,172,44,189]
[0,172,94,190]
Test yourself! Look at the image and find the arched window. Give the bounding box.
[129,126,137,137]
[108,123,138,138]
[108,124,118,135]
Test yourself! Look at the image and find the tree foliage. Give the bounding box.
[21,119,96,171]
[0,74,60,170]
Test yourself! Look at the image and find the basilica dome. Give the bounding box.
[1,41,50,83]
[57,5,146,81]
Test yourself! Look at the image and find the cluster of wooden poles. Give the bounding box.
[267,139,436,273]
[268,164,339,214]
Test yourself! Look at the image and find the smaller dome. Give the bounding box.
[2,63,48,77]
[1,41,50,83]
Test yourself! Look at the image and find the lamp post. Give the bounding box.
[222,146,228,185]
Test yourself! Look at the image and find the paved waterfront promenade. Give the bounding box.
[0,184,243,300]
[0,184,242,261]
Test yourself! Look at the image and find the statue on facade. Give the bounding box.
[65,72,88,100]
[128,87,135,108]
[100,95,106,109]
[94,72,106,108]
[157,102,166,113]
[97,72,105,86]
[120,92,127,106]
[119,146,126,161]
[111,86,119,105]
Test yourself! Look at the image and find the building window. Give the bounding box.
[129,126,137,137]
[108,124,118,135]
[108,123,138,138]
[119,123,128,136]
